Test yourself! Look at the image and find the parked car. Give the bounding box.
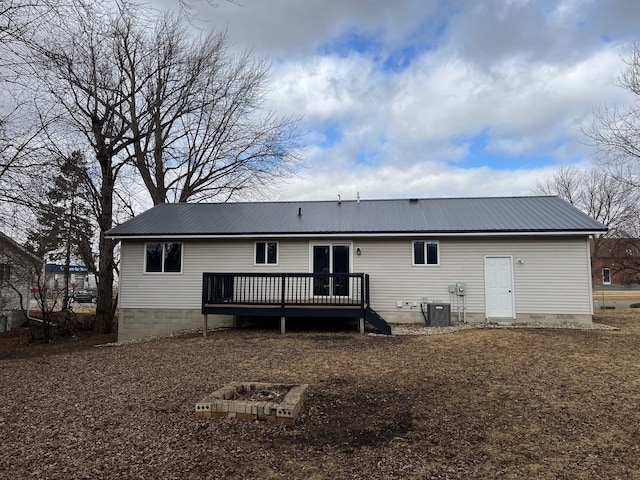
[72,289,97,303]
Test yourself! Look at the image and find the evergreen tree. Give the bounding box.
[28,151,94,311]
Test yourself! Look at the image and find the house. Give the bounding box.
[106,196,607,342]
[591,238,640,287]
[0,232,40,331]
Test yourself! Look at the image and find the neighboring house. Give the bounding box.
[0,232,40,331]
[106,196,607,342]
[591,238,640,287]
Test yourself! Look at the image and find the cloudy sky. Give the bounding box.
[156,0,640,201]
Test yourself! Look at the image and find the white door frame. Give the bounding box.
[484,255,516,320]
[309,241,353,297]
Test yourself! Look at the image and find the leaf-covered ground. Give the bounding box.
[1,311,639,479]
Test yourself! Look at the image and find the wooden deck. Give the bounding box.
[203,302,368,318]
[201,272,391,334]
[202,272,369,317]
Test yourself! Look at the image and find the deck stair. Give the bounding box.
[364,307,392,335]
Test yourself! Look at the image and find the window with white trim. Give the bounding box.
[255,241,278,265]
[145,243,182,273]
[602,267,611,285]
[413,240,439,265]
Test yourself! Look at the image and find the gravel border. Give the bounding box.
[390,321,619,336]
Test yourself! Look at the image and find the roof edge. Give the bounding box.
[107,229,606,240]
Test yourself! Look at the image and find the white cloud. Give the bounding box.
[269,55,377,119]
[145,0,640,200]
[275,162,563,201]
[186,0,440,57]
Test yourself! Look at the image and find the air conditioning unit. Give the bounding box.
[428,303,451,327]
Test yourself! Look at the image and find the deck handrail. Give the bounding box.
[202,272,369,312]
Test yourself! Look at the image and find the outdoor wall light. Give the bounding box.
[356,247,362,255]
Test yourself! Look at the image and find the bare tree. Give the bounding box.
[535,166,639,235]
[580,44,640,284]
[13,0,302,334]
[23,1,144,333]
[534,165,640,282]
[584,43,640,189]
[0,1,59,202]
[116,13,301,204]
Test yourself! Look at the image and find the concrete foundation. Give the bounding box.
[117,308,234,342]
[379,309,592,326]
[117,307,593,341]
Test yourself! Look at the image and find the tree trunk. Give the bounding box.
[94,153,116,334]
[61,203,73,312]
[94,237,115,334]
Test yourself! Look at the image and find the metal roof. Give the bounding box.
[105,196,607,238]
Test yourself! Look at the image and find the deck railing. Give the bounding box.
[202,272,370,309]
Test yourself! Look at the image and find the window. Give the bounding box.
[255,241,278,265]
[413,241,439,265]
[0,263,9,284]
[602,267,611,285]
[145,243,182,273]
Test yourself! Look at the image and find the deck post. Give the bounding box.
[203,314,208,338]
[280,316,286,334]
[359,317,365,334]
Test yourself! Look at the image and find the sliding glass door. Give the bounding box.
[312,244,350,296]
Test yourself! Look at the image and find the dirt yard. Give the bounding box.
[1,311,639,479]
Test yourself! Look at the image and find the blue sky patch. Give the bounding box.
[452,132,566,170]
[383,17,448,73]
[355,143,386,167]
[320,122,343,147]
[383,44,420,72]
[317,28,383,59]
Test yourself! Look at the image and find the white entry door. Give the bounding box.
[484,256,515,319]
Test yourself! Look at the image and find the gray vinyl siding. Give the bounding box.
[119,239,309,309]
[352,236,592,316]
[119,235,592,316]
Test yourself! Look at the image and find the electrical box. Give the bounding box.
[448,284,456,294]
[427,303,451,327]
[455,282,466,296]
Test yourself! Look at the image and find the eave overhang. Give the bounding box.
[106,229,607,241]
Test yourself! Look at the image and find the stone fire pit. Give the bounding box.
[195,382,309,425]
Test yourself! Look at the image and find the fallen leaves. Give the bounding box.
[0,310,639,479]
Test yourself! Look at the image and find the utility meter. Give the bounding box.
[455,282,466,296]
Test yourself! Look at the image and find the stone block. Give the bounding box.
[196,382,307,423]
[195,402,212,416]
[277,406,294,418]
